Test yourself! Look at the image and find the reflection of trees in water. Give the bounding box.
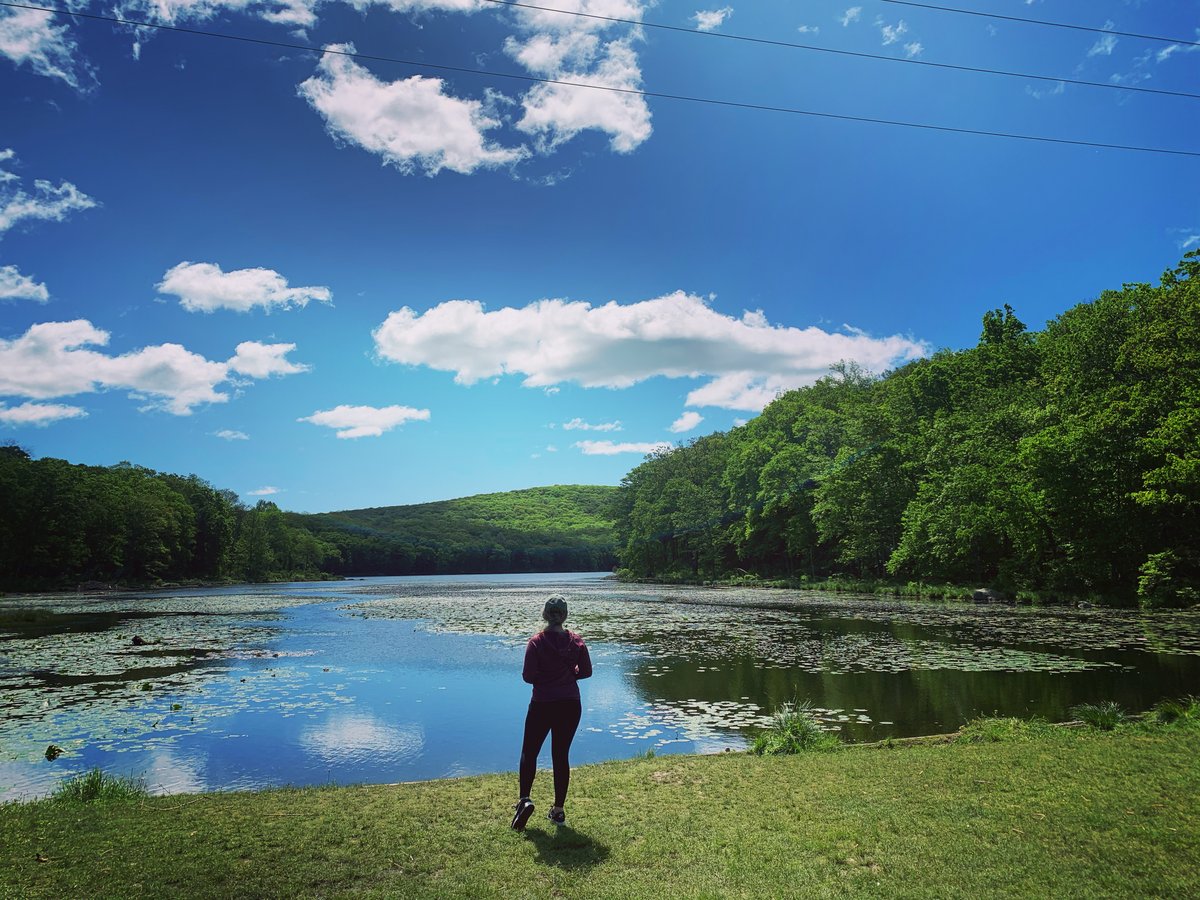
[625,643,1200,742]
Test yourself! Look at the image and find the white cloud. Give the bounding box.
[692,7,732,32]
[1180,233,1200,250]
[514,38,652,153]
[563,417,622,431]
[0,264,48,302]
[0,319,308,414]
[546,444,558,451]
[1088,23,1117,57]
[0,401,86,426]
[298,45,527,176]
[796,24,819,35]
[880,19,908,45]
[669,411,703,433]
[298,403,431,438]
[904,41,923,58]
[0,151,98,236]
[575,439,671,455]
[214,429,249,440]
[0,7,92,89]
[839,7,861,27]
[247,485,280,496]
[229,341,310,378]
[1026,80,1065,100]
[157,261,332,313]
[374,292,926,411]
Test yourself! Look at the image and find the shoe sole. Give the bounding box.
[511,802,535,831]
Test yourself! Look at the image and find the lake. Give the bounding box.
[2,572,1198,801]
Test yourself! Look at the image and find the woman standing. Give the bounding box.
[511,595,592,830]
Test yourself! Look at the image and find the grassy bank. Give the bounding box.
[3,722,1197,898]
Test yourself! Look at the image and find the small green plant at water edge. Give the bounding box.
[1070,701,1126,731]
[1149,696,1200,726]
[752,701,840,755]
[957,716,1057,743]
[52,767,147,803]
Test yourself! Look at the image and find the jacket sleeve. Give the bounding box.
[522,639,539,684]
[575,642,593,681]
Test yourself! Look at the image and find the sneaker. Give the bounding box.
[510,798,535,831]
[547,807,566,826]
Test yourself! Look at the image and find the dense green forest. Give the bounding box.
[0,449,616,590]
[291,486,618,575]
[610,253,1200,608]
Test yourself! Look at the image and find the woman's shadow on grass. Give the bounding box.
[524,825,610,870]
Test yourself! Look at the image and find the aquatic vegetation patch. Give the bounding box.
[342,582,1137,675]
[51,767,147,803]
[752,701,842,755]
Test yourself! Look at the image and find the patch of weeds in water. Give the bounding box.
[52,767,147,803]
[956,716,1057,743]
[751,700,840,755]
[1070,701,1126,731]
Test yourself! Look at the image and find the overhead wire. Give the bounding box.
[3,1,1199,159]
[878,0,1200,48]
[478,0,1200,102]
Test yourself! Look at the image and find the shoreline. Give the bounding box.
[4,718,1196,898]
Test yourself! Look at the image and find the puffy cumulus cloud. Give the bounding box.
[0,7,92,89]
[904,41,923,58]
[575,439,671,455]
[227,341,309,378]
[114,0,322,31]
[247,485,280,495]
[0,264,48,302]
[373,292,927,411]
[505,0,644,36]
[669,410,703,433]
[157,261,332,313]
[0,319,308,414]
[692,7,732,32]
[513,38,651,153]
[563,417,622,431]
[214,428,249,440]
[0,151,98,236]
[839,6,861,27]
[298,403,431,439]
[504,0,652,154]
[298,47,527,176]
[0,401,87,426]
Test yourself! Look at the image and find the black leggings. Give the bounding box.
[518,699,582,807]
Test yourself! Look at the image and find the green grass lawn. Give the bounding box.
[2,724,1197,899]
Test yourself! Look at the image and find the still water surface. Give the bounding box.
[2,572,1198,800]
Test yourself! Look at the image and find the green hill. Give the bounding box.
[291,485,619,575]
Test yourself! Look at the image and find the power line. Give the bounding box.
[5,1,1199,159]
[480,0,1200,102]
[879,0,1200,48]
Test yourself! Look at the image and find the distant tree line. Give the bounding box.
[0,455,616,590]
[610,253,1200,608]
[0,449,341,590]
[290,486,617,575]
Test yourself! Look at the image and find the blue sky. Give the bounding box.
[1,0,1197,512]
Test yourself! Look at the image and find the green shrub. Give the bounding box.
[751,701,840,755]
[1150,696,1200,726]
[52,768,148,803]
[1070,701,1126,731]
[957,716,1056,743]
